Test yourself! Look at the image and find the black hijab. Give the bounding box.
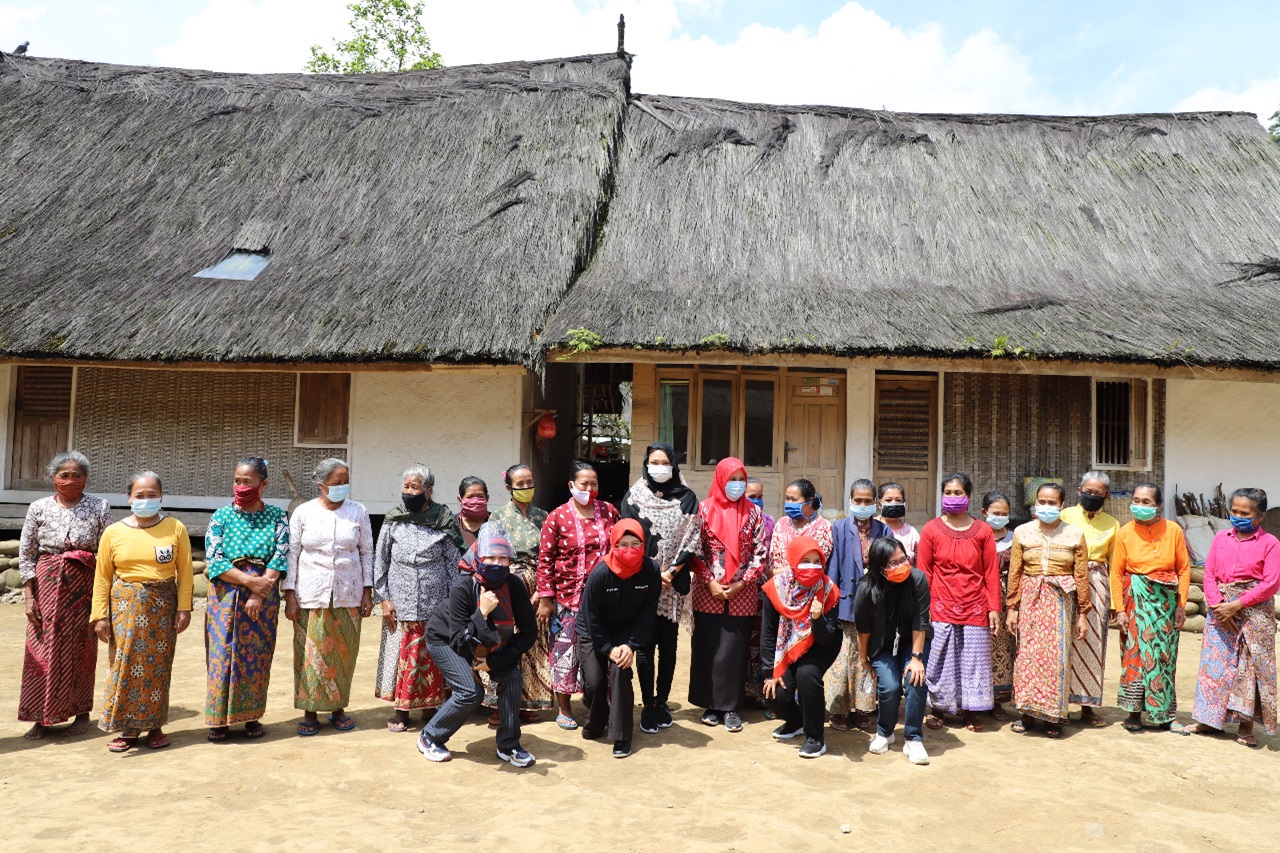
[642,442,696,510]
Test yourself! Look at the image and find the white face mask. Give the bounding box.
[647,464,673,484]
[796,562,824,571]
[570,486,594,506]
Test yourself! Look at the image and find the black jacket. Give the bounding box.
[852,568,932,659]
[575,559,660,656]
[759,595,841,676]
[425,573,536,673]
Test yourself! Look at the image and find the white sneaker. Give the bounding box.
[903,740,930,765]
[868,733,895,755]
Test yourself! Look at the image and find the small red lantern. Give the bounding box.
[536,412,557,440]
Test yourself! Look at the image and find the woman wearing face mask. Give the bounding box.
[1180,487,1278,746]
[489,463,553,719]
[620,443,701,734]
[577,520,661,757]
[1006,483,1090,738]
[536,461,621,729]
[876,482,920,564]
[204,457,288,742]
[857,538,932,765]
[745,478,776,552]
[983,491,1016,718]
[1103,483,1188,733]
[92,470,193,753]
[689,457,766,732]
[283,457,374,736]
[761,536,841,758]
[825,479,890,732]
[18,451,111,742]
[454,477,491,552]
[917,473,1000,732]
[1059,471,1120,727]
[418,523,538,767]
[372,464,463,733]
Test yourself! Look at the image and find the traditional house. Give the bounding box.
[1,46,1278,532]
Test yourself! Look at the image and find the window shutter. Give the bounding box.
[296,373,351,446]
[1128,378,1149,469]
[876,386,932,471]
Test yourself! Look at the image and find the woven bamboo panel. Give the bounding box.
[942,374,1167,521]
[72,368,339,499]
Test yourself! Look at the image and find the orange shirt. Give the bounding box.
[1109,519,1191,609]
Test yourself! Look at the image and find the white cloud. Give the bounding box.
[153,0,1055,114]
[1175,78,1280,126]
[0,4,44,42]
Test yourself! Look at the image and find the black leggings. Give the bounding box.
[637,615,679,706]
[770,641,840,742]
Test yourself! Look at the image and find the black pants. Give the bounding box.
[689,611,752,712]
[637,615,679,706]
[423,642,522,752]
[770,640,841,743]
[578,636,648,742]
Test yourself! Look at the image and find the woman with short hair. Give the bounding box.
[983,491,1016,717]
[92,470,193,752]
[373,464,462,732]
[284,457,374,736]
[18,451,111,740]
[876,482,920,564]
[204,456,289,741]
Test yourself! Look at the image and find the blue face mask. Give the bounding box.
[131,497,162,518]
[783,500,806,519]
[747,496,764,510]
[325,484,350,503]
[986,514,1010,530]
[724,481,747,501]
[476,562,511,586]
[848,504,877,520]
[1230,514,1259,534]
[1034,505,1061,524]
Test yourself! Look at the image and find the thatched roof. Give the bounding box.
[545,94,1280,369]
[0,51,629,365]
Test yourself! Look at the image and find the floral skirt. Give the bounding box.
[549,604,582,695]
[293,607,361,712]
[1013,575,1075,724]
[824,622,877,715]
[1116,573,1180,725]
[100,579,178,735]
[19,552,97,725]
[1193,582,1277,735]
[375,620,445,711]
[205,568,279,726]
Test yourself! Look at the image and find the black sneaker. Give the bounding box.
[656,702,675,728]
[639,704,660,734]
[612,739,631,758]
[723,711,744,733]
[700,710,721,727]
[798,737,827,759]
[772,722,803,740]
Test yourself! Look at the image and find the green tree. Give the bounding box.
[1269,108,1280,145]
[305,0,443,74]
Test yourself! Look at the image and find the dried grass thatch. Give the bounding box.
[0,51,629,365]
[546,94,1280,369]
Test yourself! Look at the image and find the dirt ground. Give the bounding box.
[0,606,1276,852]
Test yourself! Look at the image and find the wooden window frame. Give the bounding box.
[294,372,352,449]
[1090,377,1152,472]
[656,366,782,473]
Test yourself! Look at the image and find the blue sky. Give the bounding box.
[2,1,1277,120]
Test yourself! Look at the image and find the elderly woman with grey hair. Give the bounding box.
[18,450,112,740]
[284,457,374,736]
[372,463,462,732]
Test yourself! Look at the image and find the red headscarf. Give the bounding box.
[703,457,751,579]
[604,519,646,579]
[762,535,839,678]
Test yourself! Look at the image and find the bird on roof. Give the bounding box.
[13,41,28,55]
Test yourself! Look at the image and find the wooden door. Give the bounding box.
[9,366,73,489]
[784,374,845,514]
[873,375,937,526]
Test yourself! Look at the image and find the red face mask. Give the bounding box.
[233,484,262,508]
[793,562,826,588]
[609,545,645,579]
[54,478,85,502]
[460,496,490,520]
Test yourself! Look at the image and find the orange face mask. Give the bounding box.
[884,559,911,583]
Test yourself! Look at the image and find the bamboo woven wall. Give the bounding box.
[72,368,341,500]
[942,373,1166,522]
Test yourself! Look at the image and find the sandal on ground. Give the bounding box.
[145,732,171,749]
[1080,712,1107,728]
[108,736,136,753]
[386,718,408,733]
[207,726,230,743]
[991,705,1009,722]
[1237,733,1260,748]
[328,713,356,732]
[851,712,875,730]
[297,720,320,737]
[244,721,266,739]
[519,710,542,723]
[828,714,849,732]
[555,714,578,730]
[1045,724,1063,739]
[924,714,945,731]
[487,711,501,727]
[1010,720,1027,734]
[1122,719,1143,733]
[1170,722,1215,737]
[964,714,986,732]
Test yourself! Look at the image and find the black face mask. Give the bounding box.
[1078,493,1106,513]
[880,503,907,519]
[402,492,428,513]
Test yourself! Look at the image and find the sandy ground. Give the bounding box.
[0,606,1276,853]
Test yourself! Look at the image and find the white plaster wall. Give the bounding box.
[349,371,523,514]
[844,366,876,498]
[1165,378,1280,507]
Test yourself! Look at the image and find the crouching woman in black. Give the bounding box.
[417,523,537,768]
[760,535,841,759]
[577,519,660,758]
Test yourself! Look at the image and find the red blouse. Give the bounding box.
[691,502,766,617]
[917,517,1000,626]
[535,500,621,610]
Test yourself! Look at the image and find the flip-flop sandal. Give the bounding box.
[386,719,408,733]
[556,714,579,730]
[1081,714,1107,728]
[965,721,986,732]
[991,706,1009,722]
[145,733,171,749]
[244,721,266,739]
[828,715,849,732]
[328,714,356,732]
[207,726,230,743]
[519,710,542,723]
[1045,725,1063,739]
[1010,720,1027,734]
[108,737,136,753]
[1122,719,1143,733]
[297,720,320,737]
[1237,735,1260,748]
[924,715,945,731]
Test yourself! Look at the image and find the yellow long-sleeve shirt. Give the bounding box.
[91,517,194,622]
[1058,505,1119,566]
[1109,519,1191,610]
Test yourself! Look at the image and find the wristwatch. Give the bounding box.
[910,652,924,661]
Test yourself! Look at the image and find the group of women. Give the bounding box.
[13,448,1279,764]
